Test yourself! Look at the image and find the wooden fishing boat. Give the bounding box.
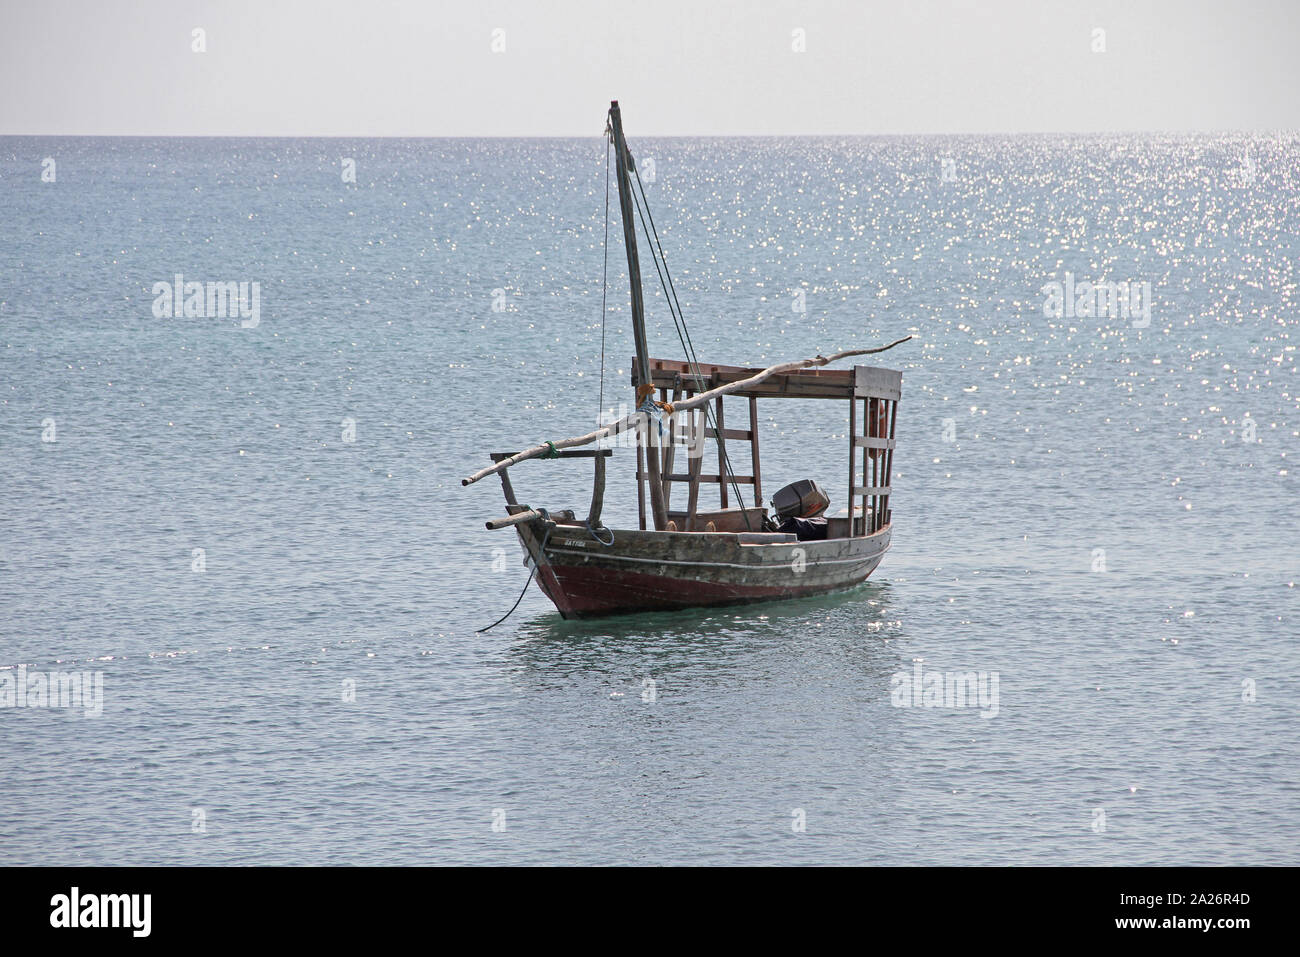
[463,102,910,621]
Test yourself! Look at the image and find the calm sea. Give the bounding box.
[1,134,1296,864]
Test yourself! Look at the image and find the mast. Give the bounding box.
[608,100,669,531]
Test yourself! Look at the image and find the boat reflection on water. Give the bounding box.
[504,578,907,687]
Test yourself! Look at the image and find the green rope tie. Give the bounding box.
[542,441,559,459]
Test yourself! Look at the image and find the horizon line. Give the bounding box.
[0,127,1292,139]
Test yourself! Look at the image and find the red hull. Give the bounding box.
[534,561,873,617]
[520,523,891,619]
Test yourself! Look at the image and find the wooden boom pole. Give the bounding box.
[608,101,669,531]
[462,336,913,487]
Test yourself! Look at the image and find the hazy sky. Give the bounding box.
[2,0,1297,136]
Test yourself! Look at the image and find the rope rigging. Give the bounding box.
[627,158,753,528]
[596,133,611,423]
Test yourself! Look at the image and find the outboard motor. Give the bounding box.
[770,480,830,540]
[771,479,830,521]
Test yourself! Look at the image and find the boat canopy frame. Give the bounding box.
[633,356,901,537]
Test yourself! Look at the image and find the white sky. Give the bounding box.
[2,0,1297,135]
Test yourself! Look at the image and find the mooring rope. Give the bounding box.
[585,519,615,546]
[476,512,552,633]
